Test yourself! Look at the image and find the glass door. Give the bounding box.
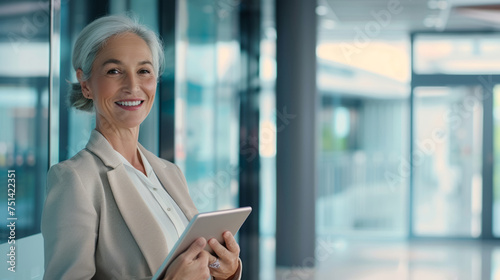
[413,86,483,237]
[411,32,500,239]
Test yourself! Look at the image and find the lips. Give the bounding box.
[116,100,142,106]
[115,100,144,110]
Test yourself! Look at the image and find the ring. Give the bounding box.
[208,258,220,269]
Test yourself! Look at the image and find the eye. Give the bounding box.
[138,69,151,74]
[107,68,120,75]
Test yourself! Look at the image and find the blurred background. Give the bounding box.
[3,0,500,279]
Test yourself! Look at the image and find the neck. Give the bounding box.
[96,117,145,175]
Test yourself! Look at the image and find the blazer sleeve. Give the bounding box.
[228,259,243,280]
[41,162,98,280]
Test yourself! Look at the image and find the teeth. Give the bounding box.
[117,101,141,106]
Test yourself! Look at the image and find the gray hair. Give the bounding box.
[69,15,164,112]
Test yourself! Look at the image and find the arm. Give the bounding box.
[41,163,98,280]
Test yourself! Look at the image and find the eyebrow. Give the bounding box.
[102,58,153,67]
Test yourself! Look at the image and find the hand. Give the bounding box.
[163,238,211,280]
[207,231,241,280]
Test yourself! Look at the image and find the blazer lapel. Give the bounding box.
[139,145,198,221]
[85,130,168,274]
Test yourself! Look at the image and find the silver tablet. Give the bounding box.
[152,206,252,280]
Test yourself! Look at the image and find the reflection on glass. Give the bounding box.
[175,0,240,212]
[413,86,482,237]
[316,39,410,238]
[0,81,49,240]
[0,0,50,241]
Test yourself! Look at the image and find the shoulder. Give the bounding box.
[47,148,106,189]
[45,148,107,214]
[50,148,90,170]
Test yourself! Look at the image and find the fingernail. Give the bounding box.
[224,232,230,238]
[209,239,216,245]
[197,238,205,246]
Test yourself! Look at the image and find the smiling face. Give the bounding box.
[78,32,157,131]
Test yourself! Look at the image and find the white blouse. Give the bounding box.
[114,148,189,250]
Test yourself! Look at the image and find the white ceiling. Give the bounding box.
[318,0,500,40]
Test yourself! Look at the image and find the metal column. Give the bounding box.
[276,0,317,268]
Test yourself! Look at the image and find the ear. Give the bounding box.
[76,69,93,99]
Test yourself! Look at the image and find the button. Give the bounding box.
[167,208,171,211]
[153,187,157,191]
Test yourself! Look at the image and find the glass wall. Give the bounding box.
[0,0,50,240]
[174,0,241,213]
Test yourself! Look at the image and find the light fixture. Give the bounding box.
[316,5,329,16]
[424,0,450,30]
[428,0,448,10]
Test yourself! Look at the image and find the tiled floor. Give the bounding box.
[271,239,500,280]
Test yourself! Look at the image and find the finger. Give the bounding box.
[206,251,218,266]
[182,238,206,260]
[222,231,240,253]
[208,238,231,259]
[198,249,212,265]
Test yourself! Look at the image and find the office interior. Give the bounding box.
[3,0,500,279]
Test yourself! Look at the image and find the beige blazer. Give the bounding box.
[42,130,202,279]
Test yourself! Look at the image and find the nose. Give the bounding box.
[123,72,140,93]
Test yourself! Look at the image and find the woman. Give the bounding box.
[41,15,241,280]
